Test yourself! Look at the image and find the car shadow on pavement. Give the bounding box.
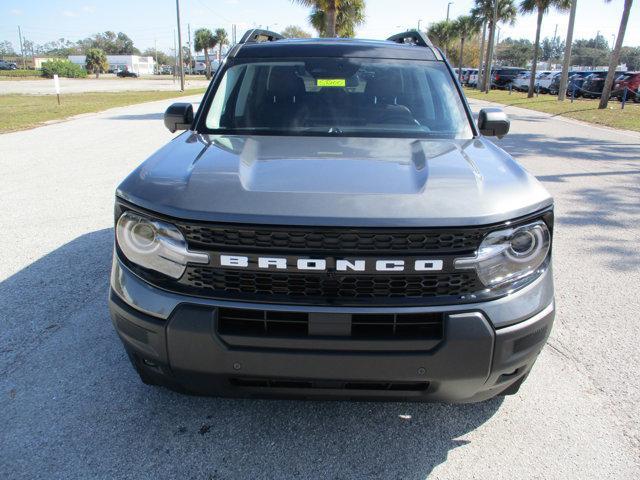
[1,229,503,480]
[495,133,640,165]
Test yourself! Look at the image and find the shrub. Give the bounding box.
[41,59,87,79]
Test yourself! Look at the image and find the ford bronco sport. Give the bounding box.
[109,30,554,402]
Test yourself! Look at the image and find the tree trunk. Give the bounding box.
[458,37,465,83]
[482,20,495,92]
[326,1,337,37]
[599,0,633,109]
[477,21,486,90]
[204,47,211,80]
[558,0,578,101]
[527,8,544,98]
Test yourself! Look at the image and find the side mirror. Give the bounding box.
[477,108,510,138]
[164,103,194,133]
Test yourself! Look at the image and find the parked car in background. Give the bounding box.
[537,71,560,93]
[462,68,476,85]
[194,59,221,75]
[548,71,587,95]
[531,71,551,92]
[467,69,479,87]
[117,69,139,78]
[613,72,640,102]
[0,60,18,70]
[565,71,598,97]
[512,71,531,91]
[491,67,526,89]
[581,71,626,98]
[547,73,563,95]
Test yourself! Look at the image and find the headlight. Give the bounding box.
[116,211,209,279]
[455,220,551,289]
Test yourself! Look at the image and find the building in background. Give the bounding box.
[33,57,58,69]
[68,55,155,74]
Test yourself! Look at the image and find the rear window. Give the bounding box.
[203,58,473,139]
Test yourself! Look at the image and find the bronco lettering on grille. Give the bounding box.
[219,255,444,272]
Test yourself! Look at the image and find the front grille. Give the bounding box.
[181,267,481,305]
[229,377,430,392]
[218,307,444,339]
[177,222,483,254]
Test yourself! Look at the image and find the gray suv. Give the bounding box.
[109,30,554,402]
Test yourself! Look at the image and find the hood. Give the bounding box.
[117,133,552,227]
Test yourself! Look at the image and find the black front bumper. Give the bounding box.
[109,289,554,403]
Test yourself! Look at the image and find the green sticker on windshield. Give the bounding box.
[317,78,346,87]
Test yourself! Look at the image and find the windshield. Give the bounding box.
[203,58,473,139]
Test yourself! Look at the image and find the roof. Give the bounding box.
[231,37,439,61]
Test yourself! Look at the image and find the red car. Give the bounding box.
[614,72,640,102]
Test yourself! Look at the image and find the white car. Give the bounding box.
[467,69,479,87]
[512,71,531,91]
[537,71,560,93]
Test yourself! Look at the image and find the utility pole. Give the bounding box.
[175,0,185,91]
[187,23,192,75]
[17,26,26,69]
[154,38,158,74]
[483,0,499,92]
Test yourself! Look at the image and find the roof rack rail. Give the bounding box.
[387,29,435,49]
[239,29,284,44]
[387,29,442,60]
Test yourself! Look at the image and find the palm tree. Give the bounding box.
[294,1,341,37]
[557,0,577,101]
[194,28,216,79]
[520,0,571,98]
[453,16,482,82]
[214,28,228,62]
[306,0,365,37]
[471,0,517,92]
[476,20,487,89]
[427,20,455,58]
[85,48,108,78]
[599,0,633,109]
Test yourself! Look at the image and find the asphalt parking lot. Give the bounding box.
[1,95,639,479]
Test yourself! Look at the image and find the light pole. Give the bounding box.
[446,2,453,21]
[175,0,185,91]
[418,19,423,31]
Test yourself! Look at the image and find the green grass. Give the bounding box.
[463,87,640,133]
[0,88,207,133]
